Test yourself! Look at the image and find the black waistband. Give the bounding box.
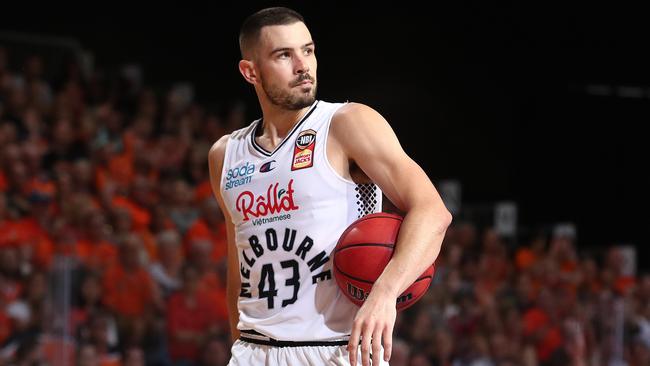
[239,329,349,348]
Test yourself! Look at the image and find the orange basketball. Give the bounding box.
[333,212,435,311]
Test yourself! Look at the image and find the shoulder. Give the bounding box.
[208,134,231,163]
[332,102,385,125]
[229,121,258,141]
[330,102,391,139]
[329,102,402,159]
[208,134,233,174]
[209,120,258,159]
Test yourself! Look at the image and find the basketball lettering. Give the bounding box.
[396,293,413,304]
[347,283,368,301]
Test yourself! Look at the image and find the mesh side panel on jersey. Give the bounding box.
[355,183,379,218]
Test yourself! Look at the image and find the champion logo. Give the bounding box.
[260,160,276,173]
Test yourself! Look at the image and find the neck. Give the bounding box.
[259,102,313,142]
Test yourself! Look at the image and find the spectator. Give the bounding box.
[101,233,162,344]
[71,272,112,337]
[197,336,228,366]
[122,346,146,366]
[77,343,100,366]
[183,197,226,265]
[149,229,183,299]
[166,264,219,366]
[83,311,121,366]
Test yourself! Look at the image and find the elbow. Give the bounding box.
[434,208,453,235]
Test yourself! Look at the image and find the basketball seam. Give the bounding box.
[335,214,403,248]
[333,243,394,253]
[334,260,434,285]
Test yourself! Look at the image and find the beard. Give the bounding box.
[261,73,317,110]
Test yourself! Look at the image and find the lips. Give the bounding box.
[292,75,314,87]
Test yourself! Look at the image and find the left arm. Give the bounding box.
[331,103,452,366]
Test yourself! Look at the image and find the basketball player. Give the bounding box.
[208,7,452,366]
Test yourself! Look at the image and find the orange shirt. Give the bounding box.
[98,354,122,366]
[138,229,158,263]
[194,180,213,202]
[197,271,229,325]
[76,239,119,272]
[166,291,216,361]
[40,335,77,366]
[102,264,155,317]
[1,218,38,247]
[8,217,55,269]
[184,219,227,264]
[515,248,537,271]
[523,308,563,361]
[26,178,56,197]
[112,196,151,232]
[614,275,636,295]
[0,220,22,248]
[95,132,136,192]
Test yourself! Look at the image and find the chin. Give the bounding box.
[302,95,317,105]
[288,95,316,110]
[295,89,315,100]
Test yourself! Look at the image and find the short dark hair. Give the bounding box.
[239,7,305,58]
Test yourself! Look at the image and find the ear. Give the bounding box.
[238,59,257,85]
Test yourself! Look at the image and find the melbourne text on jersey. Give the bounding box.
[239,227,332,309]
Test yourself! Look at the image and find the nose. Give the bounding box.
[294,54,309,74]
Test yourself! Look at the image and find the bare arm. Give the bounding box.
[208,135,241,343]
[331,103,452,366]
[333,103,452,298]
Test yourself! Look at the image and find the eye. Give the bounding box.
[304,48,314,56]
[278,51,291,59]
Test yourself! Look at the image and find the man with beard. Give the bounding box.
[208,7,452,366]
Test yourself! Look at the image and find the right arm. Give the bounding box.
[208,135,241,343]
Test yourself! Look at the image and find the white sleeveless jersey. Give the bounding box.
[219,100,382,341]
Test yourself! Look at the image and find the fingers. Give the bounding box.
[348,319,361,365]
[349,301,396,365]
[350,323,394,365]
[372,328,382,366]
[361,323,372,366]
[383,323,393,362]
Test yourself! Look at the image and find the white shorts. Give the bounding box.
[228,339,390,366]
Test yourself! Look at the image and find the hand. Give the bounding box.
[347,289,396,366]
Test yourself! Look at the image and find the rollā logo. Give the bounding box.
[236,179,299,221]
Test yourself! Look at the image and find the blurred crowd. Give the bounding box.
[394,223,649,366]
[1,46,234,366]
[0,46,649,366]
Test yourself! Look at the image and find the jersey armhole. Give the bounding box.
[218,137,233,194]
[322,103,356,186]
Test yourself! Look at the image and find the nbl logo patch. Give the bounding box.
[292,129,316,171]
